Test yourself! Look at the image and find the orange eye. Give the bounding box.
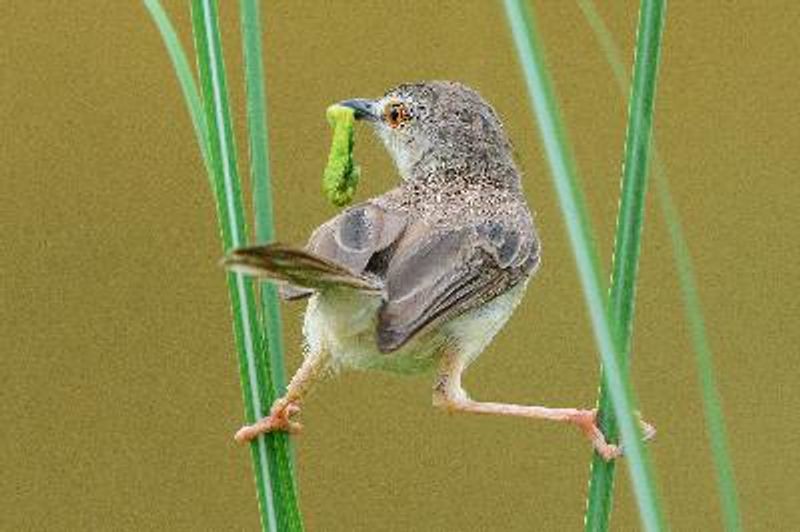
[385,102,409,128]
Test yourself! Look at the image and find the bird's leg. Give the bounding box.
[234,349,330,443]
[432,352,654,461]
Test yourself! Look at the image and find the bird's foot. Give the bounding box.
[234,400,302,443]
[568,409,622,461]
[567,409,656,462]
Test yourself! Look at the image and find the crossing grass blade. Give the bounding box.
[147,0,304,529]
[143,0,211,179]
[583,1,668,529]
[239,0,303,528]
[585,0,665,531]
[190,1,284,529]
[239,0,290,397]
[190,1,305,529]
[501,0,666,529]
[577,2,741,530]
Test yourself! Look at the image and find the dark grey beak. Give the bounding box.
[338,99,379,121]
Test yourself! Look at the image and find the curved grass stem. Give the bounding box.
[239,0,302,528]
[583,1,668,530]
[147,0,303,529]
[578,2,741,530]
[501,1,666,529]
[143,0,211,179]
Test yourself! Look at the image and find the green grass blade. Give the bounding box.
[239,1,303,528]
[583,1,668,530]
[501,1,664,529]
[578,2,742,529]
[189,1,300,530]
[239,0,275,246]
[239,0,288,402]
[143,0,211,179]
[659,172,741,531]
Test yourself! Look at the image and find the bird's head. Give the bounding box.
[339,81,516,184]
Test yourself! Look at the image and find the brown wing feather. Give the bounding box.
[280,197,407,300]
[308,199,407,272]
[224,244,383,293]
[376,219,539,353]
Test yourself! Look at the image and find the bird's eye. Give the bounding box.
[384,102,409,128]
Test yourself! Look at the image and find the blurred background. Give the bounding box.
[3,1,799,530]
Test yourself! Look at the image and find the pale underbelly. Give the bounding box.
[302,281,528,375]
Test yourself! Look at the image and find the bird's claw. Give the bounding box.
[234,400,302,443]
[569,408,655,462]
[616,415,657,457]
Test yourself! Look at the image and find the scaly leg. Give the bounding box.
[432,352,654,461]
[234,349,329,443]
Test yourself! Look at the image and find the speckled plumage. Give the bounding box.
[303,81,539,355]
[226,81,643,461]
[232,80,539,372]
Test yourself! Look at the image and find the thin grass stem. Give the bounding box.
[239,0,288,400]
[188,1,301,530]
[582,1,668,530]
[143,0,211,179]
[147,0,303,527]
[501,1,664,529]
[578,2,741,529]
[239,0,303,527]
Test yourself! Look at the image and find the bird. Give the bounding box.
[224,80,652,460]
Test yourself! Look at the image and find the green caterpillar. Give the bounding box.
[322,104,361,207]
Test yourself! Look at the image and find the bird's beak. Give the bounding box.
[338,99,379,122]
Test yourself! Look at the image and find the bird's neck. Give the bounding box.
[405,152,523,194]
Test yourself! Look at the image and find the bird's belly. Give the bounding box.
[302,290,443,374]
[441,280,528,367]
[302,280,528,375]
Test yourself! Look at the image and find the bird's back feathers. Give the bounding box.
[224,189,538,354]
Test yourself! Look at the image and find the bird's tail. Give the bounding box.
[222,243,383,294]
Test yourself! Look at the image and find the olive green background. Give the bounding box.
[3,1,798,530]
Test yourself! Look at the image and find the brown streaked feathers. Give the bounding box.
[224,194,539,353]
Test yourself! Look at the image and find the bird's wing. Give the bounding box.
[377,218,539,353]
[280,197,408,300]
